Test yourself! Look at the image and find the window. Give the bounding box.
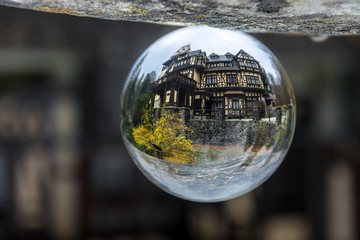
[246,97,252,108]
[245,75,260,85]
[174,90,178,103]
[213,98,222,109]
[206,75,212,84]
[253,97,258,106]
[226,74,237,84]
[212,75,217,84]
[165,90,171,102]
[246,97,259,108]
[206,75,217,84]
[233,98,239,109]
[210,53,219,59]
[206,76,211,84]
[246,62,257,68]
[224,62,232,67]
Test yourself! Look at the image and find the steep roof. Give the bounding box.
[171,44,191,57]
[163,48,205,66]
[207,55,233,62]
[188,49,206,57]
[235,50,254,60]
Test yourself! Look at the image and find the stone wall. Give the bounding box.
[188,119,278,146]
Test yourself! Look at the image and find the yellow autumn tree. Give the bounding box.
[133,112,195,164]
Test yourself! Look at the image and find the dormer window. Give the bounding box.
[225,52,233,58]
[209,53,219,59]
[210,63,221,68]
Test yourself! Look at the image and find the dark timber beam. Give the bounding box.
[1,0,359,35]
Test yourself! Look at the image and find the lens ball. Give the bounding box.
[120,26,296,202]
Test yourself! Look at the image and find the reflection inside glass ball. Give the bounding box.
[120,26,295,202]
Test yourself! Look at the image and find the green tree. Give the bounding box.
[132,90,155,128]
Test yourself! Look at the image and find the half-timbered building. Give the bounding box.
[150,45,273,119]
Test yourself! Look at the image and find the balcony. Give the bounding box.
[150,73,197,91]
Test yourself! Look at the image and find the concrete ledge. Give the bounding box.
[1,0,359,35]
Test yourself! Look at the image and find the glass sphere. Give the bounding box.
[120,26,296,202]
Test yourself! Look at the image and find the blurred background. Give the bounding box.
[0,5,359,240]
